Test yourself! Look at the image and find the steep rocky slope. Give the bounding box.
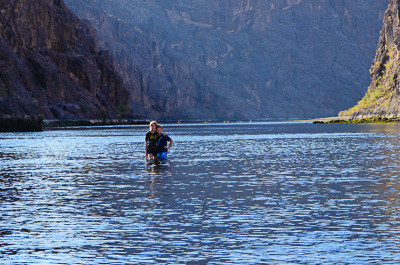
[341,0,400,118]
[0,0,131,131]
[65,0,387,119]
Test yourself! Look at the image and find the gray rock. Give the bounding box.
[65,0,387,119]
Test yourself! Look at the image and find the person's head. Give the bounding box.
[149,121,158,132]
[157,125,163,135]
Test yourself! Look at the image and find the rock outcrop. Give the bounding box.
[341,0,400,118]
[0,0,131,131]
[65,0,387,120]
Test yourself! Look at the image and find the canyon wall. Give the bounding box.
[341,0,400,118]
[0,0,131,130]
[65,0,387,120]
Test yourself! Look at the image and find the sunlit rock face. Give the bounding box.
[341,0,400,119]
[65,0,387,119]
[0,0,130,129]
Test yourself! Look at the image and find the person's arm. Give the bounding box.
[166,139,173,149]
[145,141,148,159]
[144,133,149,159]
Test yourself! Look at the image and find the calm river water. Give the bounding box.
[2,121,400,264]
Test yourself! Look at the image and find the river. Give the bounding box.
[2,121,400,264]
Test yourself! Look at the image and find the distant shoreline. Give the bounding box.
[308,116,351,122]
[311,116,400,124]
[42,119,151,130]
[5,116,400,133]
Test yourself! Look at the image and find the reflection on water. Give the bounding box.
[2,122,400,264]
[145,160,172,174]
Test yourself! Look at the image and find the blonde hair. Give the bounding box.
[150,121,158,129]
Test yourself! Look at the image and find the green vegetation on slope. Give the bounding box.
[339,46,397,117]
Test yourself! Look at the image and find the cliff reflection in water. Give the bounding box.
[2,122,400,264]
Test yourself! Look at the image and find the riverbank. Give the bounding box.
[43,119,151,128]
[0,116,43,132]
[312,116,400,124]
[0,118,153,132]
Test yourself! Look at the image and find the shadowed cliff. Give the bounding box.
[65,0,387,120]
[0,0,131,131]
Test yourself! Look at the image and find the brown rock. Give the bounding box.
[341,0,400,118]
[0,0,132,131]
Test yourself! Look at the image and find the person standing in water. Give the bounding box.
[156,125,173,161]
[145,121,158,160]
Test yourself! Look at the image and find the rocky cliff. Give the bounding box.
[65,0,387,120]
[340,0,400,118]
[0,0,131,131]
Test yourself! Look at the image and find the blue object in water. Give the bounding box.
[157,152,167,160]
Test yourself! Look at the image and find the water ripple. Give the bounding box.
[2,122,400,264]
